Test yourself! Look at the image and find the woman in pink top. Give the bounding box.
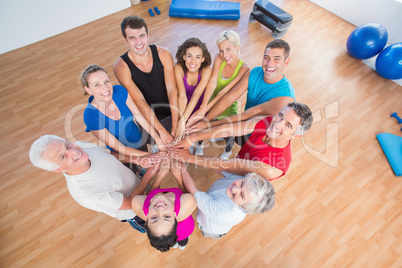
[132,174,196,252]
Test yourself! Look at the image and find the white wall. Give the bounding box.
[310,0,402,44]
[0,0,131,54]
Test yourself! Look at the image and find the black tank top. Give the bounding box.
[121,45,171,120]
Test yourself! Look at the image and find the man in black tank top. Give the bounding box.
[113,16,179,148]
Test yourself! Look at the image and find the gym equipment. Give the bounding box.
[169,0,240,20]
[249,0,293,39]
[154,7,161,15]
[391,112,402,124]
[148,8,155,17]
[346,23,388,60]
[376,133,402,176]
[375,42,402,80]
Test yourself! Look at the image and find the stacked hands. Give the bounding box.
[138,119,210,191]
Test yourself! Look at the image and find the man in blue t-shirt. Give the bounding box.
[187,39,295,140]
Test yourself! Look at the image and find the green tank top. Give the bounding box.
[210,59,244,119]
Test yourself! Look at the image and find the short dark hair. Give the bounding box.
[265,39,290,59]
[287,102,313,134]
[120,15,148,38]
[146,219,178,252]
[176,38,212,73]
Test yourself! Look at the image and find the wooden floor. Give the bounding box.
[1,0,401,267]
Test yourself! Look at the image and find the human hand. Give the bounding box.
[142,164,161,180]
[186,109,205,128]
[137,152,166,168]
[185,120,208,135]
[159,128,174,145]
[156,155,171,179]
[169,148,194,163]
[173,118,186,144]
[170,135,193,149]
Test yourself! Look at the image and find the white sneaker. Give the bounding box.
[172,242,179,249]
[220,150,232,160]
[189,143,195,154]
[179,244,187,250]
[150,144,159,153]
[209,137,224,142]
[195,144,204,156]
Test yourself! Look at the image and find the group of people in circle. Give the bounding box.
[29,15,313,252]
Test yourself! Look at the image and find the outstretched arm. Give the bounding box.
[186,54,222,127]
[158,46,179,137]
[119,165,161,210]
[113,58,173,145]
[173,64,188,142]
[181,168,199,195]
[205,70,250,122]
[170,149,283,180]
[125,92,164,147]
[186,95,292,134]
[174,117,263,149]
[204,63,250,113]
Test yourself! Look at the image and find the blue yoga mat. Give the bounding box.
[376,133,402,176]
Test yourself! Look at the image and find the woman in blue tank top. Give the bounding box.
[81,65,163,161]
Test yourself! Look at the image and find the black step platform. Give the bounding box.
[249,0,293,39]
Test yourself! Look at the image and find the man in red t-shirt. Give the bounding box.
[170,102,313,180]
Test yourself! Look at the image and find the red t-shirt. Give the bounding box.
[236,117,291,180]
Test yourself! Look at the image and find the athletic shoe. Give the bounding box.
[150,144,159,153]
[220,150,232,160]
[195,144,204,156]
[209,137,224,142]
[179,244,187,250]
[189,144,195,154]
[172,242,179,249]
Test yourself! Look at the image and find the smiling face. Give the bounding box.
[266,106,302,141]
[84,71,113,102]
[43,140,90,174]
[183,46,204,73]
[262,47,290,84]
[124,26,149,56]
[218,40,240,65]
[226,179,257,208]
[147,194,176,236]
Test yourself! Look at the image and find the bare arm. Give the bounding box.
[119,165,160,210]
[186,96,294,134]
[132,195,147,220]
[170,160,186,192]
[176,193,197,222]
[182,66,212,121]
[158,46,179,137]
[205,70,251,121]
[174,117,263,149]
[170,149,283,180]
[91,129,148,157]
[186,54,222,127]
[125,92,163,146]
[181,168,199,195]
[174,64,188,120]
[174,64,189,142]
[205,63,251,112]
[149,155,170,191]
[113,58,173,145]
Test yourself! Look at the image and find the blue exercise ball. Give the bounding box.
[375,42,402,80]
[346,23,388,60]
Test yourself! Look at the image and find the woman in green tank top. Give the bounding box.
[186,30,251,159]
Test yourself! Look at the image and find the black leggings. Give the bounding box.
[178,237,189,246]
[224,136,235,153]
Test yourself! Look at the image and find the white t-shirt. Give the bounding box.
[64,141,139,220]
[194,172,247,235]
